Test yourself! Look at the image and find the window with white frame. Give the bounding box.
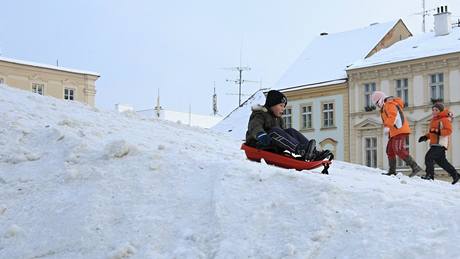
[282,107,292,128]
[322,102,334,128]
[364,82,376,110]
[397,136,410,167]
[32,83,44,95]
[365,137,378,168]
[301,105,313,129]
[64,88,75,100]
[0,78,4,84]
[395,78,409,106]
[430,73,444,101]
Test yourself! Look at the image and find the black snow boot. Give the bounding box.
[451,172,460,185]
[313,149,332,161]
[404,156,422,177]
[300,139,316,161]
[296,140,316,161]
[421,173,434,180]
[382,158,397,176]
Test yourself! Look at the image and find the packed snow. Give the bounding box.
[1,84,460,259]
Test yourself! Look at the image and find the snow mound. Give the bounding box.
[1,84,460,258]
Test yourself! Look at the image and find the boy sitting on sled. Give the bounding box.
[245,90,331,161]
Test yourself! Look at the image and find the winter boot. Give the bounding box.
[296,139,316,161]
[313,149,332,161]
[421,172,434,180]
[382,158,397,176]
[451,172,460,185]
[303,139,316,161]
[404,156,422,177]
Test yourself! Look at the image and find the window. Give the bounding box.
[430,73,444,101]
[301,105,313,129]
[282,107,292,128]
[64,88,74,100]
[395,78,409,106]
[364,82,376,111]
[365,137,378,168]
[322,102,334,128]
[32,83,44,95]
[0,78,4,84]
[397,136,410,167]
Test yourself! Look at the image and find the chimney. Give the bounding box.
[434,5,452,36]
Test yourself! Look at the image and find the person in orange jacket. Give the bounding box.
[371,91,422,176]
[418,102,460,184]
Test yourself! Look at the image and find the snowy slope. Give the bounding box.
[1,84,460,259]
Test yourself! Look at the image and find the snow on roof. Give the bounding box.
[137,108,222,129]
[212,89,266,140]
[275,20,399,90]
[349,27,460,70]
[280,79,347,93]
[0,56,100,77]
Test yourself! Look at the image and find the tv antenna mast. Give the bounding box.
[414,0,436,32]
[154,88,162,119]
[212,82,219,116]
[223,44,259,107]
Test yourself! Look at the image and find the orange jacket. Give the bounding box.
[380,97,411,138]
[424,109,452,149]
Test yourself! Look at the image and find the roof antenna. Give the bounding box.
[212,81,219,116]
[154,88,162,119]
[222,38,260,107]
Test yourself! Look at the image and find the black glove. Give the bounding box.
[418,135,428,142]
[256,132,271,147]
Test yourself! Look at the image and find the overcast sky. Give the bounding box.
[2,0,460,116]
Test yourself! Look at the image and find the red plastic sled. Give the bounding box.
[241,144,332,174]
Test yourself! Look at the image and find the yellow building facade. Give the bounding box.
[0,57,100,107]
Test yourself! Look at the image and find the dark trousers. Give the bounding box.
[425,146,458,177]
[386,133,409,160]
[267,127,309,153]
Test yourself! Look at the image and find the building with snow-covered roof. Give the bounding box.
[347,6,460,176]
[275,20,411,162]
[0,56,99,106]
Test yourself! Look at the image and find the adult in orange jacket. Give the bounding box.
[418,103,460,184]
[371,91,422,176]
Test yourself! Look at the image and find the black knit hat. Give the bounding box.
[264,90,287,108]
[432,102,444,111]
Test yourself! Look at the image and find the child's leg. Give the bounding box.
[393,134,421,176]
[284,128,309,145]
[432,146,459,178]
[384,137,397,175]
[267,127,300,153]
[386,137,397,160]
[424,146,436,179]
[393,134,409,160]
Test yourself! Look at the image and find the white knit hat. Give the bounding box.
[371,91,387,108]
